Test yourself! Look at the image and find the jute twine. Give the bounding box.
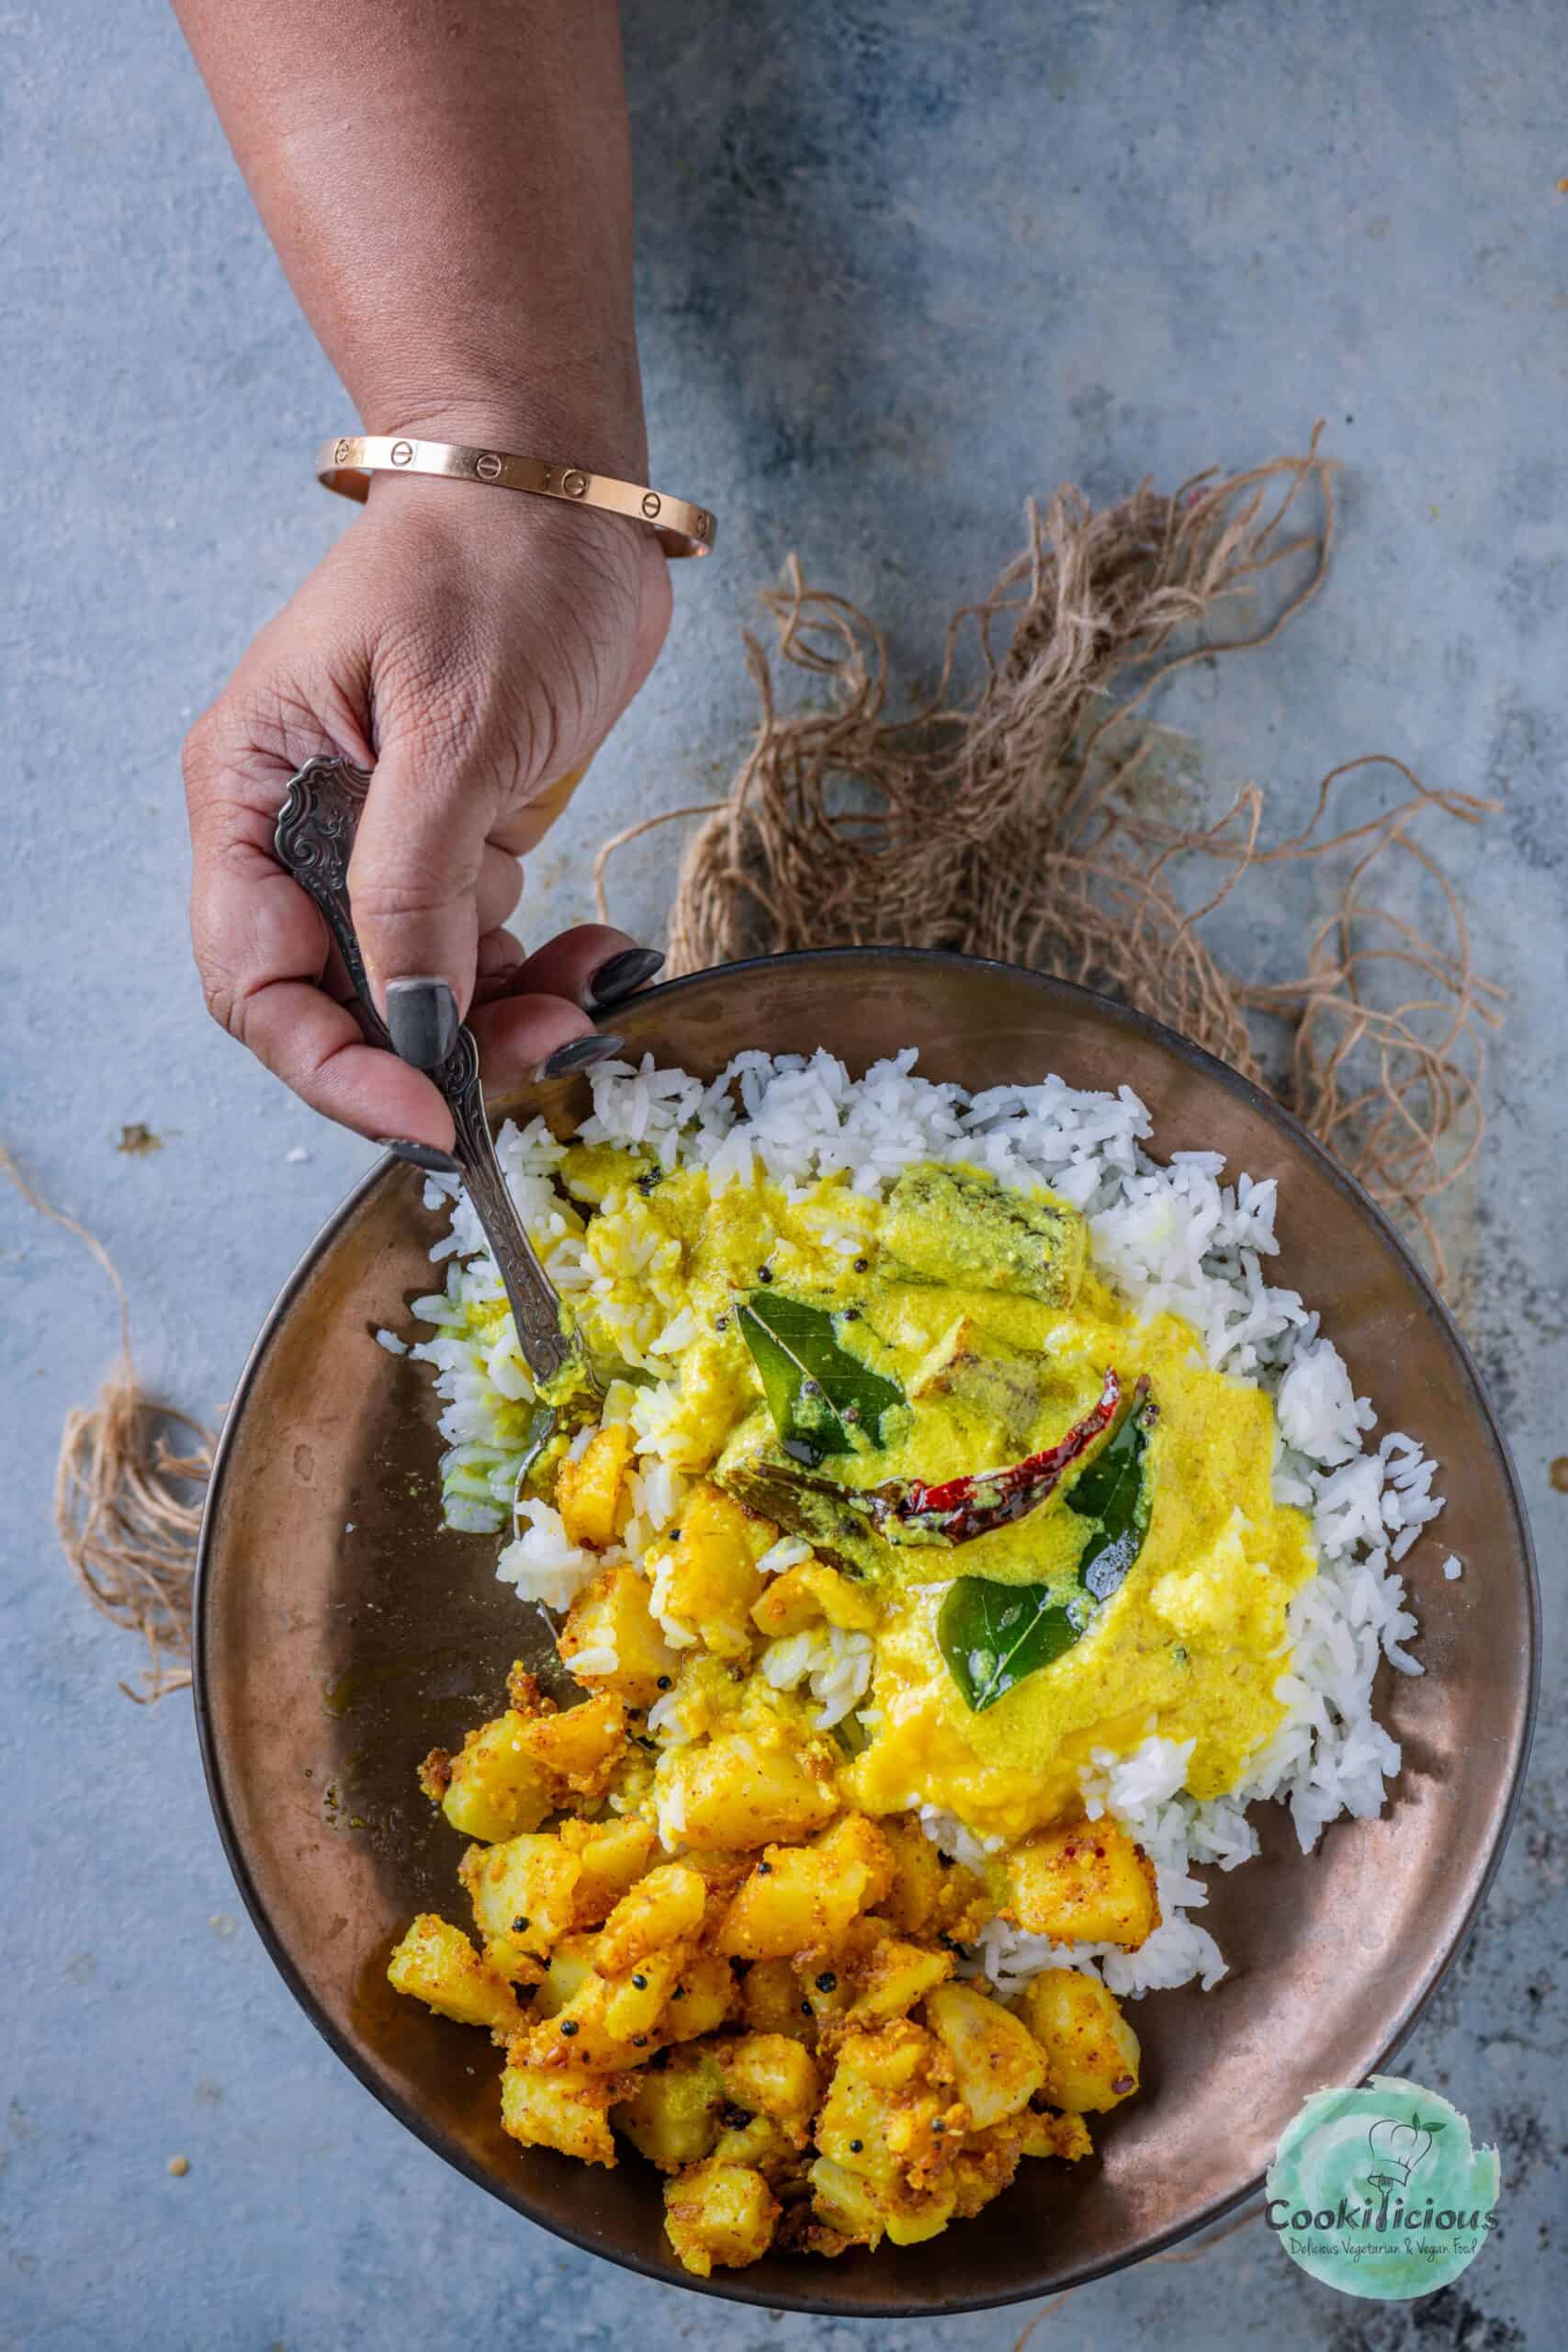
[6,429,1496,1706]
[0,1144,213,1699]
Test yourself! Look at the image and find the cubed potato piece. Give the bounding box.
[659,1732,839,1851]
[501,2060,617,2167]
[1018,1968,1142,2115]
[849,1933,953,2023]
[558,1566,681,1708]
[663,2159,780,2277]
[814,2024,932,2178]
[716,1814,891,1961]
[925,1982,1046,2130]
[460,1833,581,1968]
[1004,1816,1159,1951]
[740,1957,816,2045]
[877,1816,989,1941]
[750,1559,879,1639]
[812,2023,957,2247]
[532,1931,600,2020]
[657,1484,767,1661]
[427,1713,552,1844]
[716,1851,844,1963]
[515,1691,626,1800]
[613,2047,726,2172]
[709,2113,798,2179]
[807,2154,886,2244]
[387,1914,522,2039]
[716,2033,820,2138]
[664,1951,738,2042]
[596,1861,707,1975]
[527,1973,643,2073]
[556,1422,636,1551]
[817,1810,897,1905]
[602,1949,687,2041]
[560,1816,660,1927]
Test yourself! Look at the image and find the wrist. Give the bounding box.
[350,345,649,488]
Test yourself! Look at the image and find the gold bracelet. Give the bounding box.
[315,432,716,558]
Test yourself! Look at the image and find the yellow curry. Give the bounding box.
[388,1154,1315,2274]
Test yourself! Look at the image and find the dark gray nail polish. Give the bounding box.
[535,1033,626,1081]
[385,977,458,1070]
[377,1136,461,1174]
[581,945,665,1012]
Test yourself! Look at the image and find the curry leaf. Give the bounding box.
[937,1578,1089,1712]
[937,1390,1156,1712]
[737,1292,905,1467]
[1066,1390,1155,1602]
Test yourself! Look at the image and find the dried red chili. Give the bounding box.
[863,1367,1122,1544]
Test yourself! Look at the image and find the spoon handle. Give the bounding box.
[274,752,578,1390]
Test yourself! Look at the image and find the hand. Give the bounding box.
[182,469,671,1149]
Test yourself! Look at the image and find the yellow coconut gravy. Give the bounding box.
[558,1146,1315,1840]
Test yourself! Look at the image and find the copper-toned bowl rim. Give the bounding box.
[193,948,1539,2316]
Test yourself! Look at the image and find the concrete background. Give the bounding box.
[2,0,1563,2344]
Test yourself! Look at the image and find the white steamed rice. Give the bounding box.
[404,1046,1447,2003]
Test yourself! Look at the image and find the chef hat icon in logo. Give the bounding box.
[1366,2110,1444,2188]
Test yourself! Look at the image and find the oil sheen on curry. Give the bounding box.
[560,1146,1314,1839]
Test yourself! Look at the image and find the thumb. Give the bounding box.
[346,742,495,1025]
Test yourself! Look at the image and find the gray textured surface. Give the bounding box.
[2,1,1563,2345]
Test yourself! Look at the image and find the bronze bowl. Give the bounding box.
[194,950,1537,2317]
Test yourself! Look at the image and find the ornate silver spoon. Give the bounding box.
[274,752,597,1476]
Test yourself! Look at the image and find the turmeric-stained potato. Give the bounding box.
[663,2157,781,2277]
[526,1972,647,2074]
[813,2021,958,2248]
[876,1817,990,1942]
[924,1982,1045,2131]
[460,1833,581,1968]
[556,1422,636,1550]
[708,2112,800,2180]
[716,1815,890,1962]
[558,1565,681,1708]
[602,1949,687,2041]
[596,1861,707,1976]
[1004,1815,1159,1951]
[1018,1968,1142,2114]
[740,1956,816,2045]
[658,1731,839,1851]
[387,1914,523,2040]
[715,2033,820,2140]
[515,1691,626,1801]
[425,1713,552,1845]
[501,2059,619,2167]
[663,1952,739,2043]
[560,1816,660,1927]
[750,1559,878,1639]
[532,1931,600,2020]
[613,2046,726,2171]
[655,1484,770,1661]
[848,1932,953,2023]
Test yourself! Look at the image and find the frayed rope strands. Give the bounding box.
[0,1144,216,1701]
[598,425,1498,1283]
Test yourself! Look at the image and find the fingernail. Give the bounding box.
[535,1033,625,1081]
[385,977,459,1070]
[581,945,665,1012]
[377,1136,461,1174]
